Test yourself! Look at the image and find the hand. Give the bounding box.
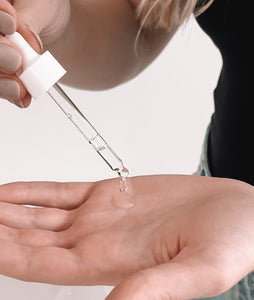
[0,0,70,108]
[1,175,254,299]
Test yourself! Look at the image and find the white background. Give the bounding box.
[0,17,221,300]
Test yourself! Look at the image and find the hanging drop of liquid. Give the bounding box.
[112,167,135,209]
[118,167,129,193]
[120,177,128,193]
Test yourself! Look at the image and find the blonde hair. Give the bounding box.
[136,0,214,31]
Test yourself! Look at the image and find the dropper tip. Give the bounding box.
[117,167,129,179]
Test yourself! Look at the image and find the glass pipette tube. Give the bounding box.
[5,32,129,182]
[47,83,128,178]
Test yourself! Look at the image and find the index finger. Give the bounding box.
[0,181,94,209]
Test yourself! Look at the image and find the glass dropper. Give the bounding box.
[6,32,129,180]
[48,83,129,178]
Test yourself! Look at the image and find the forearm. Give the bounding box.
[45,0,172,90]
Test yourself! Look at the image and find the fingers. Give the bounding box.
[0,73,28,108]
[0,1,17,34]
[0,241,82,285]
[107,265,218,300]
[0,35,22,72]
[0,9,16,34]
[0,1,42,51]
[0,1,41,108]
[0,201,74,231]
[0,34,27,107]
[0,199,75,249]
[1,0,69,108]
[13,0,70,46]
[0,181,94,209]
[0,224,66,247]
[106,247,242,300]
[0,23,31,107]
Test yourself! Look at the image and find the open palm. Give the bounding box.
[1,175,254,300]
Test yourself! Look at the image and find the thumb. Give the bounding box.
[13,0,70,47]
[106,249,235,300]
[0,1,42,52]
[13,0,45,52]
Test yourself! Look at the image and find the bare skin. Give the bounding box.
[1,175,254,299]
[1,1,254,299]
[0,0,172,107]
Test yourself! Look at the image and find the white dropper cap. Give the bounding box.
[6,32,66,99]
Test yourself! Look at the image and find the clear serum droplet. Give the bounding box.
[118,167,129,193]
[112,167,136,209]
[120,177,128,193]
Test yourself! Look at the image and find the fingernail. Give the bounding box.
[0,78,20,100]
[0,45,22,72]
[29,27,43,51]
[0,11,16,34]
[14,100,25,108]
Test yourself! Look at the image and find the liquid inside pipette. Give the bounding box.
[6,32,132,205]
[48,83,125,172]
[47,83,134,207]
